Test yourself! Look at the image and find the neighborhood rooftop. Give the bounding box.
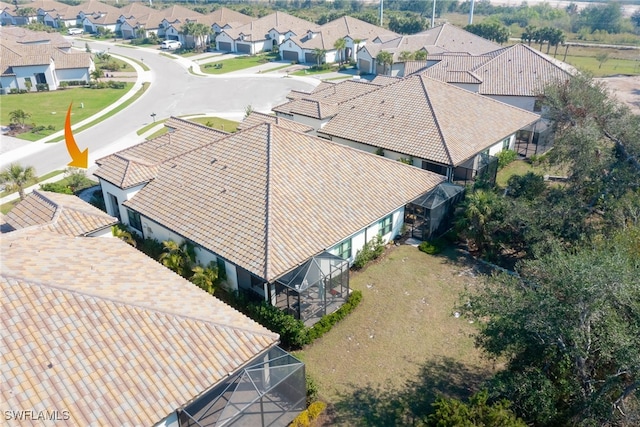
[1,190,117,236]
[122,122,444,282]
[237,111,314,133]
[1,230,279,426]
[318,74,540,166]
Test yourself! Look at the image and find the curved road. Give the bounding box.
[2,40,317,177]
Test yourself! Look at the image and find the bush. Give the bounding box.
[290,398,326,427]
[507,172,546,200]
[307,290,363,341]
[36,83,49,92]
[497,149,518,169]
[352,235,385,269]
[107,80,126,89]
[40,182,72,194]
[418,240,443,254]
[307,401,326,419]
[290,410,310,427]
[306,375,319,406]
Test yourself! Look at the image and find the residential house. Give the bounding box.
[116,3,159,39]
[419,43,575,155]
[1,26,72,50]
[206,6,253,34]
[0,1,17,26]
[1,190,117,237]
[216,11,317,54]
[156,5,204,41]
[316,74,540,183]
[358,23,502,76]
[94,117,444,324]
[237,111,314,133]
[0,29,94,93]
[1,229,305,426]
[0,1,39,26]
[279,15,398,65]
[272,78,384,133]
[80,3,123,35]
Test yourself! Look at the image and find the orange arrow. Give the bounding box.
[64,102,88,168]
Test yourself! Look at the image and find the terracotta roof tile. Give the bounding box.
[238,111,314,133]
[1,231,278,427]
[124,123,444,281]
[319,75,539,165]
[3,190,117,236]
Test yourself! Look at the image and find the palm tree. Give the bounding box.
[191,263,218,294]
[455,190,502,253]
[313,47,326,67]
[399,50,414,62]
[112,226,137,247]
[158,240,195,277]
[376,51,394,76]
[8,109,31,130]
[181,21,210,51]
[0,163,36,200]
[414,50,427,61]
[333,38,346,66]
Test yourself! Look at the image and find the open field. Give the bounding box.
[1,84,133,141]
[296,245,497,424]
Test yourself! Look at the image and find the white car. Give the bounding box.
[160,40,181,50]
[68,28,84,35]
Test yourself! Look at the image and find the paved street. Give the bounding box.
[0,39,319,180]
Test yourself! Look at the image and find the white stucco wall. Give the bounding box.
[12,63,57,90]
[56,68,90,83]
[487,134,515,156]
[486,95,537,113]
[0,76,18,93]
[86,227,116,238]
[99,179,145,222]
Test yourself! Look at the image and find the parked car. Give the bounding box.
[68,28,84,35]
[160,40,181,50]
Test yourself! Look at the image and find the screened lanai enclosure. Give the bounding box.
[405,182,465,240]
[179,347,306,427]
[272,252,349,326]
[453,152,498,186]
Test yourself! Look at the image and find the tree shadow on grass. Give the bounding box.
[330,356,491,426]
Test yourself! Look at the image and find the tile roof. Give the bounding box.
[1,230,279,427]
[323,15,398,41]
[124,123,444,282]
[416,23,502,55]
[3,190,117,236]
[224,11,317,41]
[238,111,314,133]
[274,79,383,119]
[422,44,574,97]
[0,36,91,73]
[95,117,228,188]
[205,6,252,27]
[0,26,71,48]
[319,74,539,166]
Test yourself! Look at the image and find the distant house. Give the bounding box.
[279,16,398,65]
[1,229,305,427]
[216,11,317,54]
[0,28,94,93]
[315,74,540,183]
[357,23,502,76]
[94,117,444,324]
[1,190,117,237]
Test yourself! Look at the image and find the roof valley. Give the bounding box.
[263,124,274,281]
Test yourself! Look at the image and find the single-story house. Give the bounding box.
[1,189,117,237]
[94,117,445,324]
[358,23,502,76]
[0,1,38,25]
[272,79,384,133]
[114,2,155,39]
[0,37,94,93]
[316,74,540,183]
[216,11,317,54]
[279,15,397,65]
[1,229,305,427]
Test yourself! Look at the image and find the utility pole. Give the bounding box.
[431,0,436,28]
[469,0,476,25]
[379,0,383,27]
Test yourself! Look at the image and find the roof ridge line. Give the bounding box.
[1,273,279,339]
[263,124,273,281]
[419,75,454,166]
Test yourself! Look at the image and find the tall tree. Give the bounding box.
[463,240,640,425]
[313,47,326,67]
[0,163,36,200]
[376,50,394,75]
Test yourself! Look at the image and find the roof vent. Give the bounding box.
[221,188,226,194]
[211,158,217,164]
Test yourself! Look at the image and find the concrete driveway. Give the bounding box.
[0,40,319,179]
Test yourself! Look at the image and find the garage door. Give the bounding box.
[282,50,298,62]
[304,52,316,64]
[218,41,232,52]
[358,59,371,74]
[237,43,251,53]
[122,29,134,39]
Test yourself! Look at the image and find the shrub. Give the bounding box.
[307,290,363,341]
[419,240,442,255]
[306,375,319,405]
[528,153,546,167]
[290,410,310,427]
[507,172,546,200]
[40,182,72,194]
[107,80,126,89]
[497,149,518,169]
[307,401,326,419]
[353,235,385,269]
[36,83,49,92]
[31,125,46,134]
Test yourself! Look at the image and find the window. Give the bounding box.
[379,215,392,236]
[127,209,142,232]
[337,239,352,260]
[502,137,511,150]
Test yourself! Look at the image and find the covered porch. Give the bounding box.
[271,252,350,327]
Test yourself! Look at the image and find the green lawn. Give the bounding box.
[0,169,64,198]
[296,245,496,422]
[563,55,640,76]
[201,53,279,74]
[290,66,339,76]
[95,56,134,72]
[2,84,133,141]
[496,159,567,188]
